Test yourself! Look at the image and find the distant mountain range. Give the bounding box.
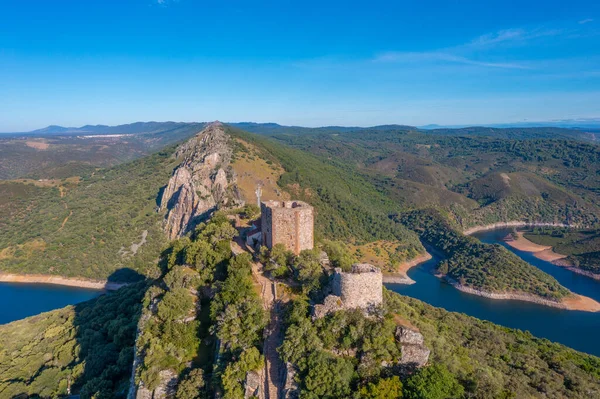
[2,120,599,142]
[3,121,206,136]
[419,118,600,130]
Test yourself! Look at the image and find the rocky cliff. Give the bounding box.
[160,122,242,239]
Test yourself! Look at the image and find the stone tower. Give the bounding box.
[332,264,383,310]
[313,263,383,318]
[260,200,314,255]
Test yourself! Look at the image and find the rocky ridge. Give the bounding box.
[159,122,243,239]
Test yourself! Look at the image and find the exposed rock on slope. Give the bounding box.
[160,122,242,239]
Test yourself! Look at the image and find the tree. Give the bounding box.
[176,368,206,399]
[221,347,264,399]
[303,351,354,398]
[322,240,356,271]
[404,363,464,399]
[293,249,323,293]
[358,376,403,399]
[164,267,201,290]
[260,244,293,278]
[156,288,194,322]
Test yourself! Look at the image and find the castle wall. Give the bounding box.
[261,201,314,255]
[332,264,383,310]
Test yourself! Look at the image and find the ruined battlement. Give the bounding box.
[261,200,314,255]
[332,263,383,310]
[314,263,383,318]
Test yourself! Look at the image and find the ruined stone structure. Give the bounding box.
[333,263,383,309]
[314,263,383,318]
[260,200,314,255]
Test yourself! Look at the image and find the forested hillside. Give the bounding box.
[525,227,600,274]
[0,282,146,398]
[0,148,179,280]
[2,123,600,398]
[256,125,600,229]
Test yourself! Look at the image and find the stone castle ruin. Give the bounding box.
[314,263,383,318]
[313,264,430,370]
[260,200,314,255]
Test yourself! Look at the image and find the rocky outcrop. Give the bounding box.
[135,370,178,399]
[159,122,243,239]
[282,362,300,399]
[395,326,430,371]
[313,295,344,319]
[244,370,262,398]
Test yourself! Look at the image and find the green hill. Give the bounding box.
[253,125,600,229]
[0,148,179,280]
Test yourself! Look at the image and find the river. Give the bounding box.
[386,228,600,357]
[0,282,102,324]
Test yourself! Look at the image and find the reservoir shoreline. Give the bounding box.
[464,221,571,236]
[444,277,600,312]
[0,272,126,291]
[382,252,433,285]
[497,229,600,282]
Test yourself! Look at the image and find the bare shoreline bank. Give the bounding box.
[502,231,600,280]
[464,221,571,236]
[466,221,600,281]
[445,278,600,312]
[0,273,127,291]
[503,232,568,261]
[382,252,433,285]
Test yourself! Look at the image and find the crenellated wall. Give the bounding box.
[260,200,314,255]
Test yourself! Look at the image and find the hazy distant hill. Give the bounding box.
[5,121,206,137]
[232,122,597,142]
[0,123,205,179]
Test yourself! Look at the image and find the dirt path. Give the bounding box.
[58,210,73,231]
[231,239,284,399]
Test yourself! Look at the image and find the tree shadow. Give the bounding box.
[68,268,149,398]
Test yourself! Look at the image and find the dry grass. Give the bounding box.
[0,238,47,260]
[231,138,289,203]
[25,140,50,150]
[348,240,405,271]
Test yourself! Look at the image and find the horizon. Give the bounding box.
[1,0,600,131]
[4,117,600,135]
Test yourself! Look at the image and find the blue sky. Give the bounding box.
[1,0,599,131]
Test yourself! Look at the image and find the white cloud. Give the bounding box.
[375,51,529,69]
[579,18,594,25]
[468,27,563,48]
[373,25,584,70]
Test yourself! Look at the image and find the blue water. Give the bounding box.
[386,228,600,356]
[0,282,102,324]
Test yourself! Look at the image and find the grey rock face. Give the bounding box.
[159,122,243,239]
[244,370,262,398]
[396,326,425,346]
[283,362,300,399]
[395,326,430,370]
[135,369,178,399]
